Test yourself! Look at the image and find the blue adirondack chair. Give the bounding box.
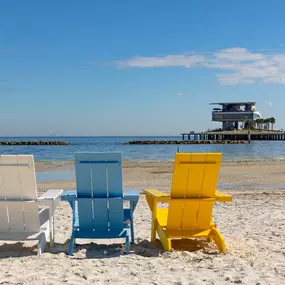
[68,152,139,255]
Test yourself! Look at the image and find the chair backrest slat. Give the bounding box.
[195,200,214,229]
[180,200,200,230]
[171,153,221,198]
[75,153,93,198]
[75,152,124,232]
[23,203,42,232]
[167,153,221,232]
[167,199,215,231]
[0,155,40,233]
[7,204,25,232]
[0,155,37,200]
[105,153,123,197]
[77,199,94,232]
[109,199,124,231]
[75,152,123,198]
[90,152,108,198]
[93,199,109,232]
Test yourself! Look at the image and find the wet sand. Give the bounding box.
[36,158,285,191]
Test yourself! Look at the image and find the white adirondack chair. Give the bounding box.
[0,155,63,255]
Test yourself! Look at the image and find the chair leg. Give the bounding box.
[48,217,53,248]
[151,220,157,242]
[209,228,226,253]
[37,233,47,255]
[68,232,75,255]
[157,224,172,251]
[207,236,213,242]
[130,219,135,244]
[124,231,130,254]
[130,201,135,244]
[146,195,158,243]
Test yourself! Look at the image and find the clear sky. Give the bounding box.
[1,0,285,136]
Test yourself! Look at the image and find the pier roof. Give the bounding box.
[210,102,256,105]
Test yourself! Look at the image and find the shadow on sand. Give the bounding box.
[0,238,218,259]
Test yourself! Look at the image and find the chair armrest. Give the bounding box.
[215,190,232,202]
[144,189,170,202]
[38,189,63,201]
[60,190,77,202]
[123,189,140,201]
[38,189,63,212]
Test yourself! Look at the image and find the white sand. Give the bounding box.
[0,160,285,284]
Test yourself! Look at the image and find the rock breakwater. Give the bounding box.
[0,141,70,146]
[124,140,247,145]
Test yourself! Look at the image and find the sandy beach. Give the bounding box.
[1,159,285,284]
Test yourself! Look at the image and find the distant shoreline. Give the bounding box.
[0,140,70,145]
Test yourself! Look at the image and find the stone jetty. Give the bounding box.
[124,140,247,145]
[0,141,70,146]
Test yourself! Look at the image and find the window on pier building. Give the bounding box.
[213,113,254,120]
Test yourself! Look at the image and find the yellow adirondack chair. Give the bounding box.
[144,153,232,253]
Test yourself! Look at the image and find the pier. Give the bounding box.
[181,131,285,142]
[124,140,246,145]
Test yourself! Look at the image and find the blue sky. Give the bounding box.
[1,0,285,136]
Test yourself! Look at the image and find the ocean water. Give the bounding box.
[0,136,284,161]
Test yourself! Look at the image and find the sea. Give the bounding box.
[0,136,284,161]
[1,136,284,184]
